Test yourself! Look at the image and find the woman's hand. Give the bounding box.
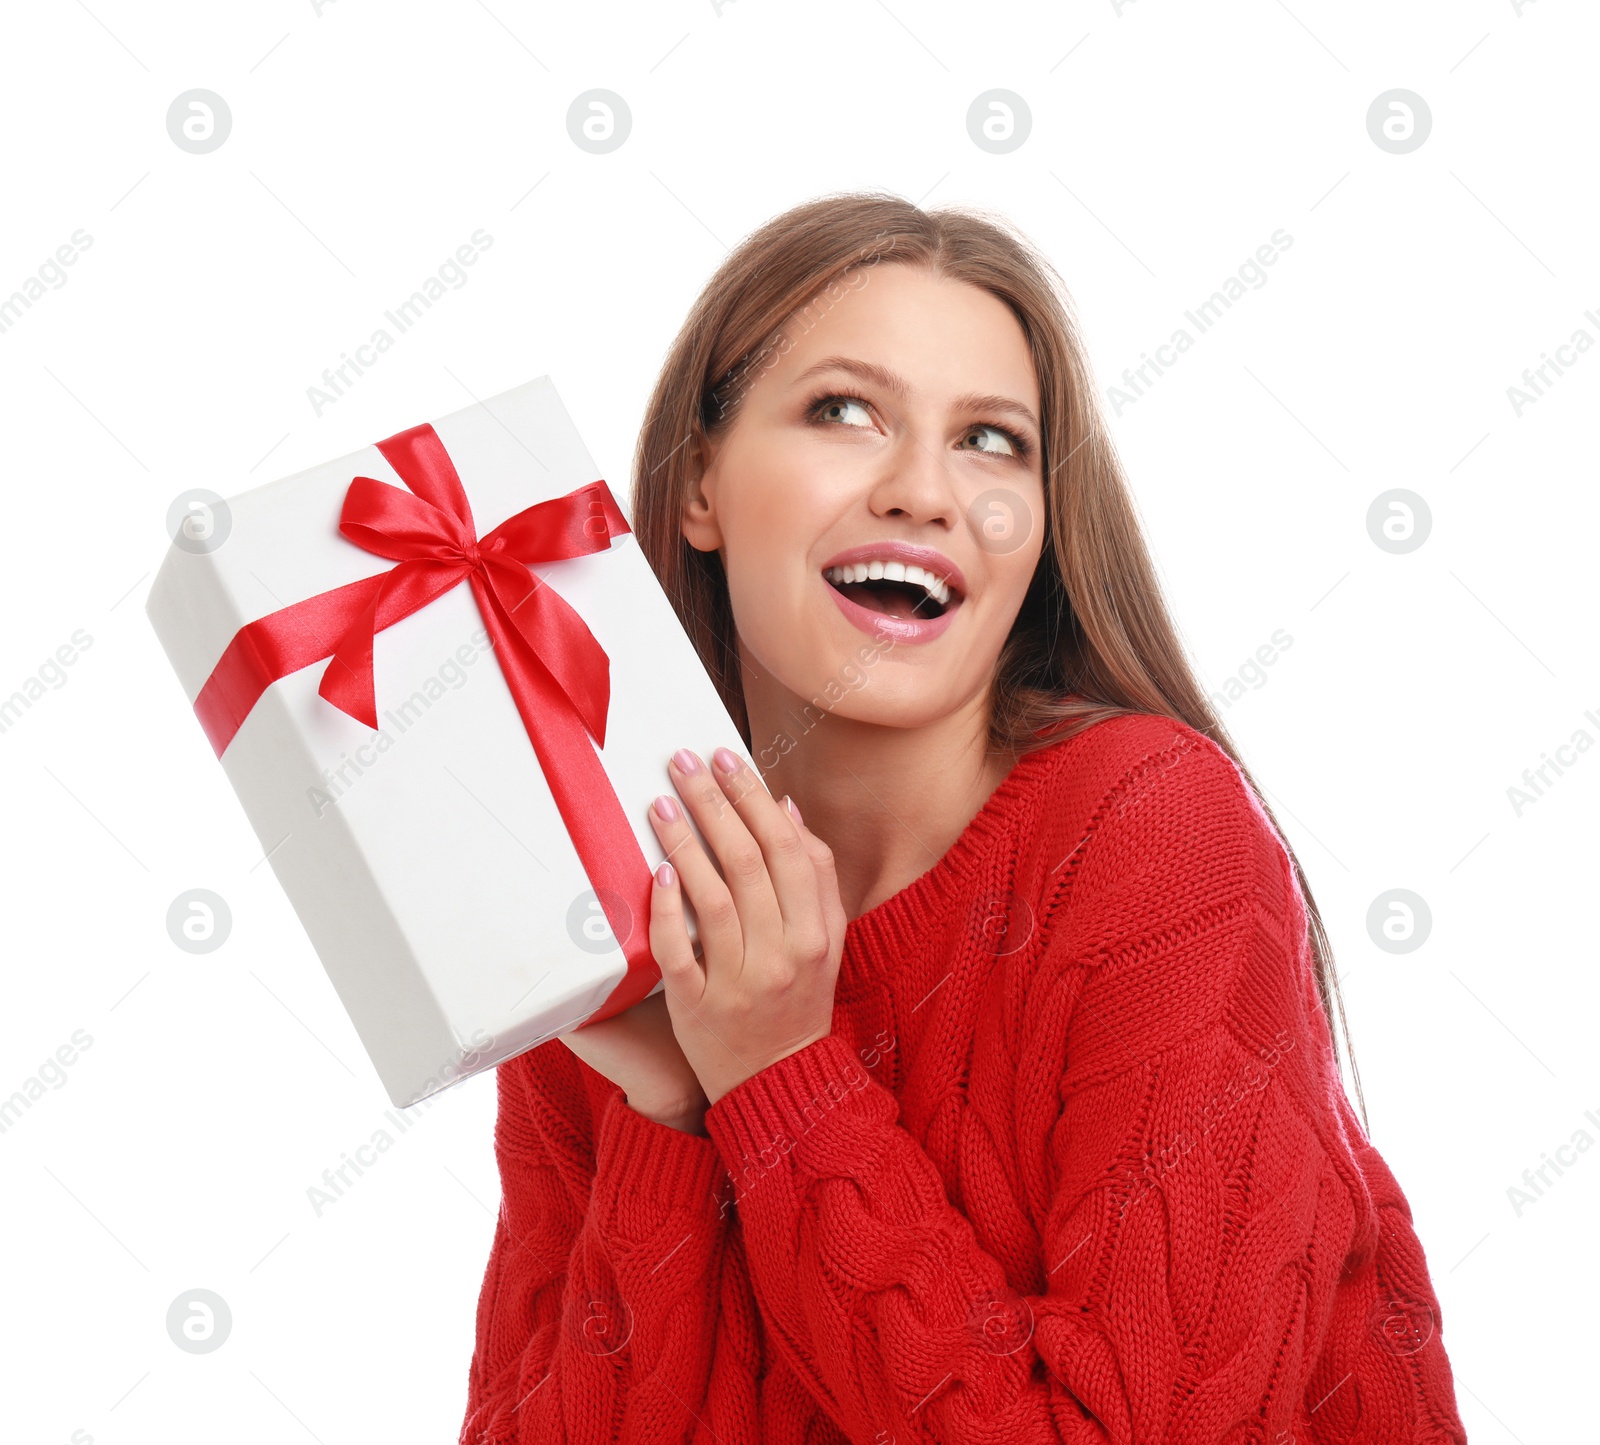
[556,990,710,1134]
[647,745,848,1107]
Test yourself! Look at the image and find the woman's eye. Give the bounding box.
[958,424,1017,457]
[817,397,874,428]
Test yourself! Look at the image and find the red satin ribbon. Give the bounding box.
[193,421,658,1028]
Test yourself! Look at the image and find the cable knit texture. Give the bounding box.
[458,713,1467,1444]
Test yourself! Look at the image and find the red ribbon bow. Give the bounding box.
[193,421,658,1027]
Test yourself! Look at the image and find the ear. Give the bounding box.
[680,430,724,554]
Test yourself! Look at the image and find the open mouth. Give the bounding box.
[822,561,961,621]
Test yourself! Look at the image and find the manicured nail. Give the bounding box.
[713,746,740,776]
[784,795,803,827]
[655,861,676,888]
[672,748,701,774]
[652,794,679,823]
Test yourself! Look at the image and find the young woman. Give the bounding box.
[458,193,1468,1445]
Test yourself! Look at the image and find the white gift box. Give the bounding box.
[146,377,752,1107]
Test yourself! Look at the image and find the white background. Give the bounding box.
[2,1,1594,1441]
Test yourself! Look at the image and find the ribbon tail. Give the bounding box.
[468,573,658,1021]
[194,572,391,756]
[483,554,613,747]
[317,607,380,729]
[316,557,475,730]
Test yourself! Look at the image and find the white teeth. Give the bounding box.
[824,560,954,607]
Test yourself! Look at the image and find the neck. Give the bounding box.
[741,647,1016,920]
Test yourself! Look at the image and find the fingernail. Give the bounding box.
[784,795,803,827]
[652,794,679,822]
[672,748,701,774]
[655,861,676,888]
[713,746,740,776]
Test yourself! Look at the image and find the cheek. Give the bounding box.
[716,435,842,609]
[982,544,1045,626]
[717,479,812,648]
[720,431,828,538]
[726,558,793,659]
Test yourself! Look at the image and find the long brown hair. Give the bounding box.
[629,189,1366,1131]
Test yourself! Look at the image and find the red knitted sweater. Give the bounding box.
[458,713,1468,1444]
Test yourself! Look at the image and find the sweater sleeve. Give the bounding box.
[700,736,1468,1444]
[459,1043,734,1445]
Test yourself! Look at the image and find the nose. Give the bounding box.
[866,426,960,531]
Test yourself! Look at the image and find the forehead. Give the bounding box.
[768,264,1039,411]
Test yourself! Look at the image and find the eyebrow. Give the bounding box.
[792,355,1041,436]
